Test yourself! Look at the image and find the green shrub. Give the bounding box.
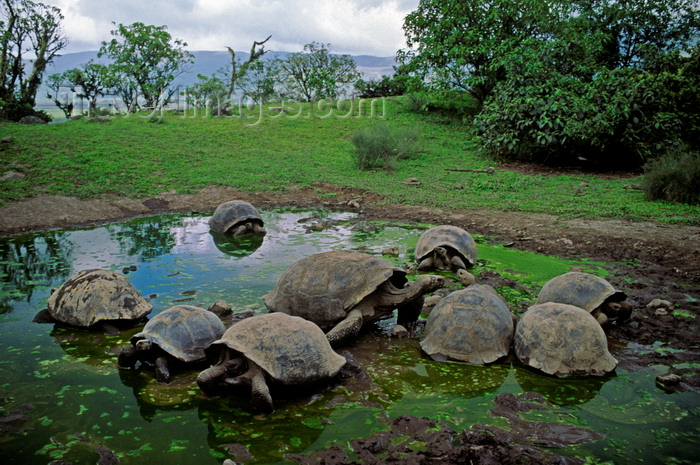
[642,146,700,205]
[406,93,429,113]
[0,100,52,122]
[350,123,419,170]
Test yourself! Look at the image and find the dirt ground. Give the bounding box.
[1,180,699,464]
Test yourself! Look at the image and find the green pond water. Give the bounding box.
[0,208,698,464]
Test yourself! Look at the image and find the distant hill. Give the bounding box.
[43,50,397,87]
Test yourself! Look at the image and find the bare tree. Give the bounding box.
[225,35,271,99]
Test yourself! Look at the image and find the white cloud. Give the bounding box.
[44,0,419,56]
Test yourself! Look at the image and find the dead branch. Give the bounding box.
[445,167,495,174]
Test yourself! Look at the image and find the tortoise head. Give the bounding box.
[135,339,153,351]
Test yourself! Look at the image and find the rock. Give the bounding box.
[381,246,399,256]
[230,309,254,322]
[647,298,672,308]
[348,200,361,209]
[0,170,25,181]
[208,299,232,317]
[390,324,409,338]
[18,115,47,124]
[1,136,12,143]
[401,177,421,186]
[655,308,668,316]
[656,373,682,391]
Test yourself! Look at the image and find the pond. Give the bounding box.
[0,208,698,464]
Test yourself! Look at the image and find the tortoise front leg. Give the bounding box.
[248,362,273,413]
[417,256,435,271]
[450,255,468,272]
[154,356,171,383]
[225,360,274,412]
[325,308,363,348]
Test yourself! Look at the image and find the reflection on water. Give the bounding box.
[0,208,698,464]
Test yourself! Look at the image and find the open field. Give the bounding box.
[2,97,698,226]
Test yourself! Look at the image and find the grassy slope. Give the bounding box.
[1,98,699,225]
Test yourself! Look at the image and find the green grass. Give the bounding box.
[1,97,699,225]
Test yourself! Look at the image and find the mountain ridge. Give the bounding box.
[43,50,398,87]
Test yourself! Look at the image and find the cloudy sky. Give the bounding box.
[44,0,420,57]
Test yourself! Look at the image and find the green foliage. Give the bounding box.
[279,42,360,101]
[98,22,193,109]
[183,72,228,109]
[238,58,279,100]
[0,0,67,120]
[0,99,50,122]
[401,0,700,168]
[475,43,700,167]
[642,146,700,205]
[354,74,408,98]
[47,61,111,118]
[350,123,419,171]
[400,0,562,110]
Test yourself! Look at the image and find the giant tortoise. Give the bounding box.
[513,302,618,376]
[262,250,446,347]
[197,312,346,412]
[536,272,631,326]
[209,200,266,236]
[35,268,152,329]
[415,225,477,272]
[421,284,514,364]
[118,305,226,383]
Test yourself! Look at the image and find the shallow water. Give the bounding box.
[0,208,698,464]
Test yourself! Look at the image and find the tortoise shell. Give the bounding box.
[415,225,477,267]
[46,268,152,328]
[206,313,346,385]
[262,250,409,330]
[131,305,225,362]
[421,284,513,364]
[513,302,618,376]
[536,272,626,313]
[209,200,264,234]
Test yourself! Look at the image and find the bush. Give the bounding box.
[0,100,52,122]
[642,146,700,205]
[350,123,419,170]
[474,45,699,169]
[354,74,408,98]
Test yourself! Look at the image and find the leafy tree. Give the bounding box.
[238,58,280,100]
[101,66,139,113]
[402,0,700,167]
[400,0,564,111]
[98,22,193,109]
[183,72,228,109]
[279,42,359,101]
[0,0,67,120]
[568,0,700,68]
[63,61,111,117]
[45,73,72,118]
